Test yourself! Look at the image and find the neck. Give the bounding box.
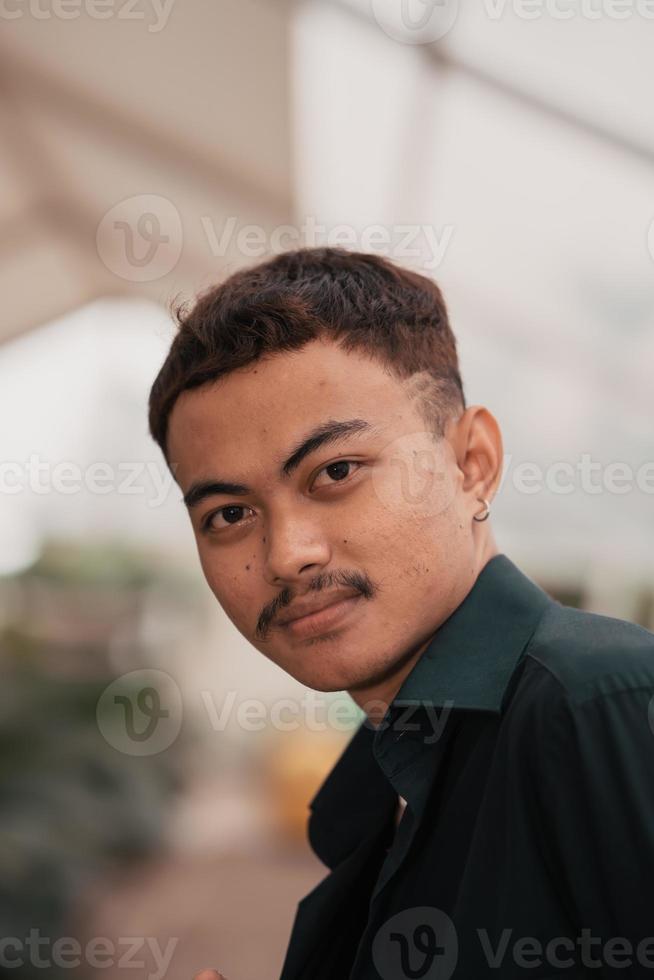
[348,532,500,728]
[347,636,433,727]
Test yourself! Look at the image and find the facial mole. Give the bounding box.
[245,564,250,570]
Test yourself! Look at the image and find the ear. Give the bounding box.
[446,406,504,511]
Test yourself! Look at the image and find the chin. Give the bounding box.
[288,663,359,693]
[286,649,395,695]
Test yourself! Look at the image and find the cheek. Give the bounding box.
[197,546,243,615]
[360,480,458,555]
[198,546,273,641]
[357,485,463,596]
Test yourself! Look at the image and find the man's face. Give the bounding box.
[167,337,478,693]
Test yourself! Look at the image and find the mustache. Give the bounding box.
[255,569,376,640]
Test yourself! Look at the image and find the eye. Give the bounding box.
[202,504,255,533]
[311,459,361,490]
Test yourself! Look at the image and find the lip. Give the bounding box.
[280,593,363,639]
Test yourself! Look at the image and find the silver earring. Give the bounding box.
[473,497,491,522]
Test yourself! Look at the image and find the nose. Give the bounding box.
[261,501,331,588]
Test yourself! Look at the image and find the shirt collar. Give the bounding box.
[371,553,553,801]
[380,552,552,717]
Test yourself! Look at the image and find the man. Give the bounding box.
[148,248,654,979]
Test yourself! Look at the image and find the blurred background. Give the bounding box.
[1,1,653,977]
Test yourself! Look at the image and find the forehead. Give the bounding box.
[166,337,410,485]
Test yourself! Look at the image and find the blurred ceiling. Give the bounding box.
[0,0,294,342]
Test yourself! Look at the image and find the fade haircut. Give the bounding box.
[148,247,466,464]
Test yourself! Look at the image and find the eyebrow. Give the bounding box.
[182,417,373,509]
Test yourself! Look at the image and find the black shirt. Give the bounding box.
[279,553,654,979]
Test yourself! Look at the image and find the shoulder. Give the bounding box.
[501,603,654,759]
[496,607,654,823]
[520,601,654,706]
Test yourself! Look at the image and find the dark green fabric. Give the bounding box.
[279,553,654,980]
